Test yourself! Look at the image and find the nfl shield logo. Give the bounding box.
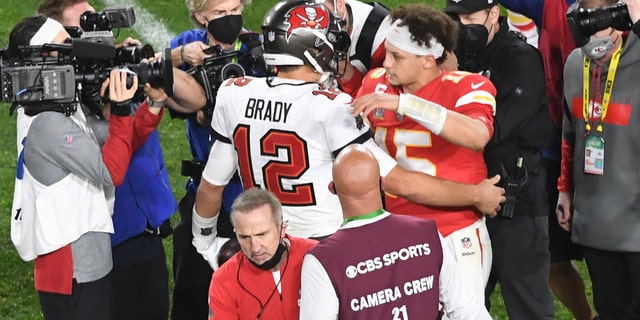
[461,237,472,249]
[268,31,275,42]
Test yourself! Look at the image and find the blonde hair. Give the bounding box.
[185,0,252,28]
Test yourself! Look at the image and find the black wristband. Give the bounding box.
[633,21,640,37]
[110,99,133,116]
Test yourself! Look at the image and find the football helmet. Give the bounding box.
[261,0,350,77]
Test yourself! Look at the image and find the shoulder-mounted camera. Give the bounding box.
[567,1,633,47]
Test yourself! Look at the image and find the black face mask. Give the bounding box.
[455,23,489,73]
[249,242,288,271]
[207,14,243,45]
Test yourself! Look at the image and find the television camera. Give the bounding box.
[0,40,173,116]
[567,1,633,47]
[1,6,173,117]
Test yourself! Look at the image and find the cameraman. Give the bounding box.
[7,16,165,320]
[168,0,264,318]
[559,0,640,317]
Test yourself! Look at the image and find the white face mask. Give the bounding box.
[581,34,615,60]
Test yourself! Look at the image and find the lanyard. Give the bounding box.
[342,208,386,226]
[582,41,623,134]
[232,40,242,63]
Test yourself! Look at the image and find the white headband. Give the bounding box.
[30,18,64,46]
[385,20,445,58]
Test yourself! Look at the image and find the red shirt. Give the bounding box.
[208,236,317,319]
[357,69,496,236]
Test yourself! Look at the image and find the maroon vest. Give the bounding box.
[309,214,443,320]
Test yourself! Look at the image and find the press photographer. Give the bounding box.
[167,0,266,318]
[6,15,167,320]
[559,0,640,317]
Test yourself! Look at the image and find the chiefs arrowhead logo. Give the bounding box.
[284,6,330,40]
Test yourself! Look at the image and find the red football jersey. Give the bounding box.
[358,69,496,236]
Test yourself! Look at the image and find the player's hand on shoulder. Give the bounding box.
[351,92,399,118]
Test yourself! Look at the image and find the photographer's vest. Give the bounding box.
[309,214,443,319]
[11,109,114,261]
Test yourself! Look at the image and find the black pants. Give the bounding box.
[171,192,212,320]
[111,233,169,320]
[39,273,113,320]
[171,192,235,320]
[485,215,554,320]
[542,157,583,262]
[582,246,640,319]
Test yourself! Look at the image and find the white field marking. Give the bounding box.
[99,0,177,52]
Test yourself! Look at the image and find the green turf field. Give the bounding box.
[0,0,593,318]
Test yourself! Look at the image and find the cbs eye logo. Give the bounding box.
[345,265,358,279]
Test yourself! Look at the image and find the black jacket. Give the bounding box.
[478,18,554,217]
[479,17,553,177]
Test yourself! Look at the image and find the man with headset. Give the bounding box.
[208,188,317,319]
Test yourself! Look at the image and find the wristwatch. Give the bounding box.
[147,97,166,108]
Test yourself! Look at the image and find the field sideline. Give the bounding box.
[0,0,590,318]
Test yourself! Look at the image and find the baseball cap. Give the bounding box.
[443,0,496,14]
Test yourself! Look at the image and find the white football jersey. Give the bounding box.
[210,76,372,238]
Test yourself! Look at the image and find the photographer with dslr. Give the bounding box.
[168,0,265,318]
[7,16,166,320]
[560,0,640,317]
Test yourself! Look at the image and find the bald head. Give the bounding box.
[332,145,383,216]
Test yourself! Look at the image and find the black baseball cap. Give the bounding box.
[443,0,496,14]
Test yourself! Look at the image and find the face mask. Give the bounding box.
[455,23,489,73]
[248,242,288,271]
[581,35,615,60]
[207,14,243,45]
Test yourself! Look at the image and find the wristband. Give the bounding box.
[397,93,447,135]
[146,97,166,108]
[192,206,218,240]
[633,21,640,37]
[109,99,133,116]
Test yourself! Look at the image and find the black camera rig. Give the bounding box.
[0,40,173,116]
[1,5,173,117]
[567,1,633,47]
[70,6,137,48]
[186,33,266,121]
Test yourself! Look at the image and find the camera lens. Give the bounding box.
[577,3,632,36]
[114,44,154,65]
[220,63,245,81]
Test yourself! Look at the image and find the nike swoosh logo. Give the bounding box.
[471,81,485,90]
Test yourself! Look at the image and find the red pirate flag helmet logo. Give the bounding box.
[284,5,330,40]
